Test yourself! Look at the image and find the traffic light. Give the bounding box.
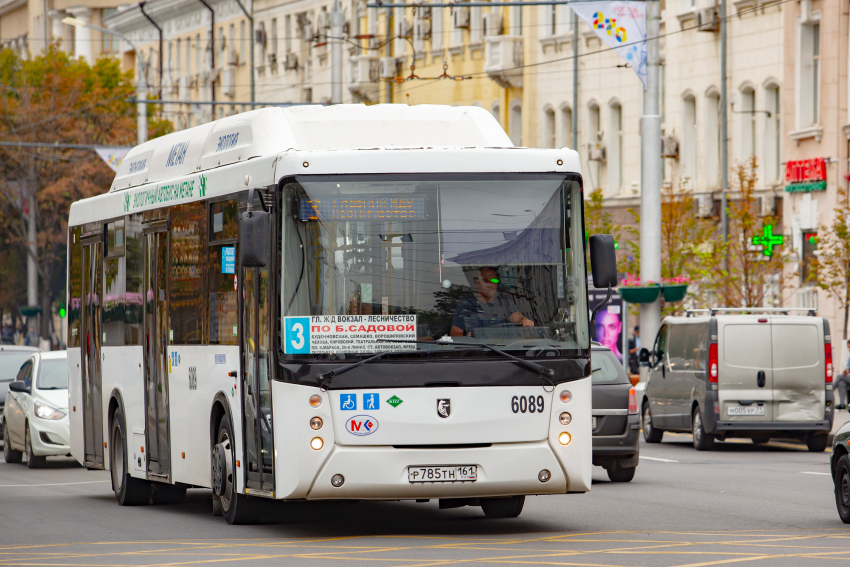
[58,303,66,318]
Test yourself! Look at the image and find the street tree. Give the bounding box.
[813,185,850,339]
[708,157,786,307]
[0,46,170,338]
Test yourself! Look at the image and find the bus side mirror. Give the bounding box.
[588,234,618,288]
[638,348,651,367]
[240,189,269,268]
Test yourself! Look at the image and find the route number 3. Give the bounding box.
[512,395,545,414]
[290,322,305,349]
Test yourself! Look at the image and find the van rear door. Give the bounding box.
[770,317,824,422]
[718,317,773,422]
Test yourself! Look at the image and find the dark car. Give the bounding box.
[0,346,40,438]
[592,344,640,482]
[831,422,850,522]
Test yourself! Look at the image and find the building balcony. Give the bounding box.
[484,36,523,88]
[348,54,380,102]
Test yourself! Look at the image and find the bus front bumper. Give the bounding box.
[303,441,572,500]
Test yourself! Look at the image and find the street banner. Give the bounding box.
[571,1,647,88]
[94,147,131,173]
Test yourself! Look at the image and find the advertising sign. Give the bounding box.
[571,2,647,88]
[588,282,626,367]
[785,158,827,192]
[284,315,417,354]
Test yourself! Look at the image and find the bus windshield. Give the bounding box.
[281,173,589,359]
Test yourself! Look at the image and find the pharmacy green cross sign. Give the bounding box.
[752,224,783,257]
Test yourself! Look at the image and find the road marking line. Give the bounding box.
[801,471,830,476]
[640,456,679,463]
[0,480,110,488]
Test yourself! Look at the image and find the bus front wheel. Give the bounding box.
[110,409,152,505]
[214,415,259,525]
[480,496,525,518]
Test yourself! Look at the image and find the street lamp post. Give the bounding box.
[63,17,147,145]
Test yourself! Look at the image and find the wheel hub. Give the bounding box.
[212,443,228,496]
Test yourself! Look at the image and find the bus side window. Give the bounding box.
[209,199,239,345]
[125,214,144,345]
[68,226,82,348]
[104,219,126,346]
[170,201,207,345]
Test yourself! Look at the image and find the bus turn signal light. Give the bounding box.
[310,395,322,408]
[559,391,572,403]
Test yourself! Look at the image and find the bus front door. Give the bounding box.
[143,227,172,479]
[81,237,104,469]
[241,251,274,493]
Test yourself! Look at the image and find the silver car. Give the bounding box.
[2,351,71,467]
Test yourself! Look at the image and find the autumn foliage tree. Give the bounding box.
[813,186,850,339]
[0,46,170,337]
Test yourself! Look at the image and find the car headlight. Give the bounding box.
[35,401,66,420]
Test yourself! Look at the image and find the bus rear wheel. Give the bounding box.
[480,496,525,518]
[110,409,151,505]
[214,414,258,525]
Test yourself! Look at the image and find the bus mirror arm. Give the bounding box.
[589,284,612,341]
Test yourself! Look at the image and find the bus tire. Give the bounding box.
[110,409,152,505]
[3,420,23,463]
[480,496,525,518]
[215,414,258,525]
[151,482,187,505]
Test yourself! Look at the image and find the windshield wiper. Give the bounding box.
[316,349,428,390]
[376,339,555,378]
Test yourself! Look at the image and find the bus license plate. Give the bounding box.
[727,406,765,416]
[408,466,477,483]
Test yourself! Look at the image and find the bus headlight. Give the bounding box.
[35,401,65,420]
[310,417,323,430]
[559,412,572,425]
[310,437,324,450]
[558,432,571,445]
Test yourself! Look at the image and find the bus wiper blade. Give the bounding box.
[316,349,428,390]
[376,339,555,378]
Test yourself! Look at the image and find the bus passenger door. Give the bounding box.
[143,226,172,479]
[240,215,274,493]
[81,237,104,469]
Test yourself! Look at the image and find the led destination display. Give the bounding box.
[300,197,425,220]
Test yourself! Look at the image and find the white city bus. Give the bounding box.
[67,104,616,523]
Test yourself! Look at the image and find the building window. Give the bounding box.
[740,87,756,160]
[544,108,556,148]
[798,20,820,127]
[588,102,602,190]
[546,4,557,36]
[195,33,201,74]
[765,85,781,183]
[509,100,522,146]
[802,230,818,285]
[561,105,573,148]
[229,24,235,63]
[285,15,292,52]
[705,91,720,187]
[271,18,278,55]
[682,95,697,186]
[101,9,119,52]
[176,38,182,77]
[432,7,443,50]
[470,7,482,43]
[608,102,622,195]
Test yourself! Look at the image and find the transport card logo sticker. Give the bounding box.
[437,399,451,418]
[340,393,357,411]
[363,393,380,410]
[346,415,378,436]
[386,395,403,408]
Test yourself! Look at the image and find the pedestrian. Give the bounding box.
[837,339,850,410]
[628,326,640,375]
[24,326,38,347]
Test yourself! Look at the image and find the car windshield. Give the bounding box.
[36,360,68,390]
[281,173,588,360]
[591,349,628,384]
[0,353,35,382]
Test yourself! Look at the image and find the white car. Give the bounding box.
[2,351,70,467]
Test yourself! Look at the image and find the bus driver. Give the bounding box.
[450,267,534,337]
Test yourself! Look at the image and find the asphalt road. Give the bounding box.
[0,433,847,566]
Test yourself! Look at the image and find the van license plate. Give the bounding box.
[408,466,477,483]
[727,406,765,416]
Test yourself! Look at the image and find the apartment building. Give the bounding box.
[0,0,121,59]
[781,0,849,319]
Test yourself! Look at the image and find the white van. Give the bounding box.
[638,309,834,451]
